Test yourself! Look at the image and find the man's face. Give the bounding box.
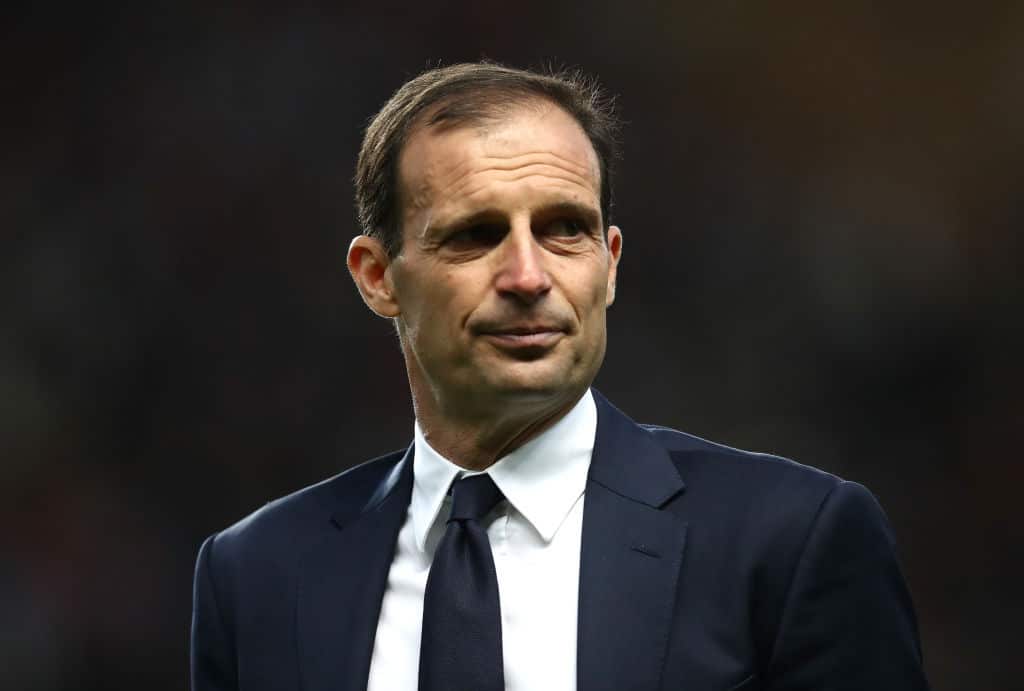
[380,101,621,417]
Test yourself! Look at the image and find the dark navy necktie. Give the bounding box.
[419,474,506,691]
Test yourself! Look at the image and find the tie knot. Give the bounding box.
[448,474,504,523]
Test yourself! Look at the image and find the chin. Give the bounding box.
[482,367,589,404]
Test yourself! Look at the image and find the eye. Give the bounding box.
[445,223,507,250]
[544,217,587,237]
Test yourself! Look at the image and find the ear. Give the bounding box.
[605,225,623,306]
[347,235,401,318]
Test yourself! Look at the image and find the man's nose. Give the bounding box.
[493,226,552,303]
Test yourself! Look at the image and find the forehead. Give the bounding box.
[396,102,601,222]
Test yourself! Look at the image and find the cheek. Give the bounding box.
[417,272,477,332]
[578,264,612,311]
[578,281,611,338]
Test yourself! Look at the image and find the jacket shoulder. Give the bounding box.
[642,423,843,498]
[640,422,862,555]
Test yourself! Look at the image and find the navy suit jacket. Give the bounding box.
[191,392,929,691]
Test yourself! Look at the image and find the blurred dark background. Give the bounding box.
[3,1,1021,689]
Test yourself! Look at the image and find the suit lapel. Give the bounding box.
[578,392,688,691]
[296,450,413,691]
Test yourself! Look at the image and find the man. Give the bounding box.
[191,63,929,691]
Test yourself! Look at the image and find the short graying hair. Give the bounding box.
[354,62,621,256]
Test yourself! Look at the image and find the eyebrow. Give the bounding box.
[431,200,602,235]
[538,201,602,228]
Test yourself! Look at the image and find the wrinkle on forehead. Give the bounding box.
[443,150,595,199]
[445,157,596,206]
[449,170,595,212]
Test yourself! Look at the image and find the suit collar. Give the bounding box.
[589,389,686,506]
[329,446,410,530]
[298,448,413,691]
[578,390,689,691]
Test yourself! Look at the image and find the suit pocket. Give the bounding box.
[727,674,758,691]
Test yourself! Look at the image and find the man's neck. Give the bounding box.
[411,390,585,471]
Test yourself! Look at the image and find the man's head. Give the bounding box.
[354,62,620,257]
[348,63,623,432]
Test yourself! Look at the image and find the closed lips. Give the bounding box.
[484,325,562,335]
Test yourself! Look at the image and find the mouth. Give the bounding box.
[476,324,566,351]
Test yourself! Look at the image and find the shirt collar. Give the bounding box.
[411,389,597,551]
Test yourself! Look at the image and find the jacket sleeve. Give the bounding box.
[763,481,930,691]
[191,533,238,691]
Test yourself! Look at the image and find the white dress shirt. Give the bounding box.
[366,389,596,691]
